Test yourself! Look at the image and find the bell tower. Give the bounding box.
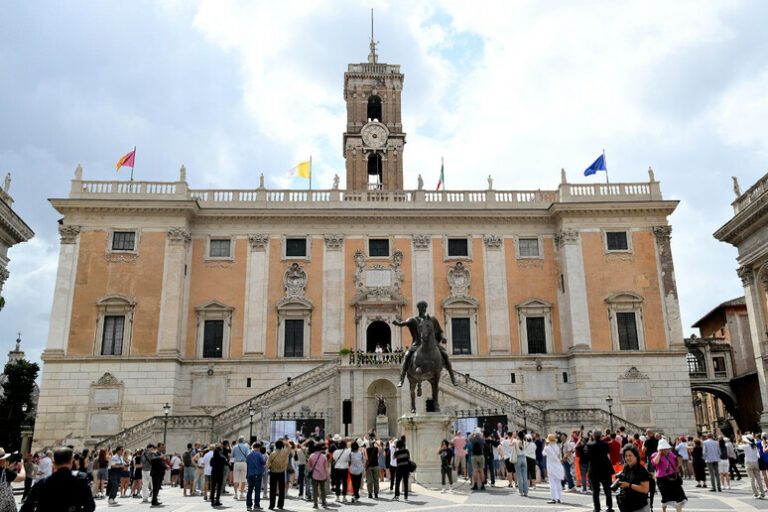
[343,33,405,190]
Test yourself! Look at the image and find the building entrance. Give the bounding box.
[366,321,391,353]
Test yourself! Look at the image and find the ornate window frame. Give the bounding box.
[105,229,141,258]
[364,235,395,259]
[281,235,312,261]
[513,235,544,260]
[516,298,554,354]
[442,296,479,356]
[87,372,124,438]
[93,294,136,356]
[195,300,234,358]
[605,291,645,350]
[276,297,313,358]
[442,235,473,262]
[601,228,633,255]
[204,235,236,262]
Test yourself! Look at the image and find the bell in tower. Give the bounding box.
[343,22,406,191]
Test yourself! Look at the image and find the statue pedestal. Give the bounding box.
[398,412,455,486]
[376,415,389,439]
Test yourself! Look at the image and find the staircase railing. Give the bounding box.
[95,415,212,450]
[543,408,645,434]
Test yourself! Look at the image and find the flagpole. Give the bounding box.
[309,155,312,191]
[442,156,444,190]
[130,146,136,182]
[603,149,609,184]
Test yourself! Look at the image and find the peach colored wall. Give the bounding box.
[581,231,666,351]
[504,237,562,354]
[184,238,247,358]
[68,231,165,355]
[307,240,324,357]
[395,237,413,341]
[344,238,364,350]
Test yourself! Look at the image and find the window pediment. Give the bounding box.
[605,291,643,305]
[96,294,136,307]
[442,295,479,309]
[517,297,553,310]
[277,296,314,311]
[195,300,234,312]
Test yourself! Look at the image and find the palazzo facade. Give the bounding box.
[33,47,696,451]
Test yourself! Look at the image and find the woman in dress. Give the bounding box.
[652,439,687,512]
[131,448,143,498]
[544,434,565,504]
[691,438,706,488]
[378,440,388,482]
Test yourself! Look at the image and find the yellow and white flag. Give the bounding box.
[286,160,311,179]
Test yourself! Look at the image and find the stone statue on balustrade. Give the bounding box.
[392,300,457,413]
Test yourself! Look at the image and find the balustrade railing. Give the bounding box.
[733,172,768,214]
[345,351,404,366]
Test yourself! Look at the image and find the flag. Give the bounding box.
[583,153,606,176]
[436,161,444,190]
[286,160,311,179]
[116,149,136,172]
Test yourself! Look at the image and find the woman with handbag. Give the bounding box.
[348,441,365,502]
[652,439,687,512]
[513,431,529,497]
[331,440,351,502]
[616,444,651,512]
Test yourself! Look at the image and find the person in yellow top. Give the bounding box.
[266,440,290,510]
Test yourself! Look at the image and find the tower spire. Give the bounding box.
[368,8,379,64]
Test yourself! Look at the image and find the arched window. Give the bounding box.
[367,95,382,122]
[367,154,382,189]
[686,350,706,376]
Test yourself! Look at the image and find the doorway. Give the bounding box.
[366,321,391,353]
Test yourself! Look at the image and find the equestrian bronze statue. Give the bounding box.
[392,300,458,413]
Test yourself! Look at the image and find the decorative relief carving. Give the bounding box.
[284,263,307,297]
[554,229,579,248]
[447,262,471,296]
[248,233,270,250]
[167,228,191,245]
[483,234,503,249]
[517,260,544,269]
[651,225,671,244]
[58,225,81,244]
[324,234,344,250]
[623,366,649,380]
[606,253,633,263]
[94,372,121,386]
[737,265,754,286]
[411,234,431,250]
[204,262,233,269]
[350,249,406,305]
[106,254,137,264]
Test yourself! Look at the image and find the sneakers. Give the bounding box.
[107,499,116,505]
[441,489,447,493]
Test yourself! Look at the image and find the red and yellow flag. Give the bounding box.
[116,149,136,172]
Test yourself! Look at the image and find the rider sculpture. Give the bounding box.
[393,300,458,388]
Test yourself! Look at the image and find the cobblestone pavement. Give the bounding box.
[14,476,764,511]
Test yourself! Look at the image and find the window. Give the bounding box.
[209,239,231,258]
[451,318,471,355]
[101,316,125,355]
[510,373,516,383]
[526,317,547,353]
[367,95,382,122]
[606,231,628,251]
[286,238,307,257]
[713,356,727,377]
[448,238,468,257]
[369,239,389,257]
[284,319,304,357]
[367,154,382,189]
[617,312,639,350]
[111,232,135,251]
[203,320,224,358]
[518,238,539,258]
[686,351,706,376]
[562,372,568,383]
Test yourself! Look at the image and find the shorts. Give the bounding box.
[233,461,247,484]
[97,468,107,481]
[504,460,515,473]
[471,456,484,472]
[205,475,211,484]
[121,469,130,478]
[759,459,767,471]
[184,466,195,481]
[718,460,729,473]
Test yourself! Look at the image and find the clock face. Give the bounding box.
[361,122,388,149]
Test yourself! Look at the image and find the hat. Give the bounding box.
[546,434,557,444]
[657,439,672,450]
[679,437,686,441]
[0,448,8,460]
[333,434,342,442]
[745,435,754,443]
[723,437,730,442]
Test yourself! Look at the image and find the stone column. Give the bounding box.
[322,234,345,354]
[44,225,81,356]
[482,235,511,353]
[157,228,190,354]
[555,229,591,350]
[411,235,434,315]
[243,234,270,356]
[652,226,685,348]
[741,265,768,429]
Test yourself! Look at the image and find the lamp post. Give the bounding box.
[606,396,614,432]
[162,402,171,448]
[249,405,257,443]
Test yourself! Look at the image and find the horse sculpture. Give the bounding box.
[392,300,457,413]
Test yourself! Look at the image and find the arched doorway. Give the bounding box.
[366,321,391,353]
[367,379,398,436]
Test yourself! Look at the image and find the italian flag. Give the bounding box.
[436,159,444,190]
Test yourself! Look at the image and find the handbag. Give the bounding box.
[508,441,519,464]
[663,454,681,483]
[408,460,417,473]
[0,469,17,512]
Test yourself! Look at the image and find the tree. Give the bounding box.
[0,359,39,451]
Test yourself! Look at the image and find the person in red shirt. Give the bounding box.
[608,433,622,476]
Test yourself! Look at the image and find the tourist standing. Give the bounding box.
[232,436,250,500]
[0,447,26,510]
[332,439,351,502]
[585,430,614,512]
[452,430,466,478]
[35,451,52,483]
[388,438,397,492]
[725,437,740,482]
[209,445,226,507]
[702,433,721,492]
[170,452,182,487]
[514,431,529,497]
[246,442,266,510]
[182,443,196,496]
[19,448,95,512]
[483,434,496,486]
[21,453,35,502]
[740,434,765,499]
[349,441,365,502]
[438,439,454,493]
[307,443,329,509]
[615,444,651,512]
[393,439,411,501]
[469,429,485,491]
[717,437,731,490]
[106,446,125,505]
[140,444,154,503]
[675,438,691,479]
[365,439,380,498]
[524,433,538,490]
[150,443,168,506]
[295,438,307,498]
[265,439,289,510]
[562,433,576,492]
[95,449,108,498]
[534,433,546,481]
[691,438,707,487]
[131,448,143,498]
[652,439,687,512]
[544,434,564,504]
[501,432,516,489]
[575,433,589,493]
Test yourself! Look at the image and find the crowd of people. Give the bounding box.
[2,426,768,511]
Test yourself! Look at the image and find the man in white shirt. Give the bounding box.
[702,433,722,492]
[202,445,215,500]
[35,451,52,481]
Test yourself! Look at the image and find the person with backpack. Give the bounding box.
[469,429,485,491]
[331,439,351,502]
[393,439,412,501]
[513,431,529,497]
[615,444,651,512]
[182,444,195,496]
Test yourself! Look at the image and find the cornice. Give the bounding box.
[714,192,768,246]
[0,198,34,243]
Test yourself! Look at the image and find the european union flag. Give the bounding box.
[584,154,607,176]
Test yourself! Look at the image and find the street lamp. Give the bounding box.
[162,402,171,448]
[606,396,614,432]
[249,404,257,443]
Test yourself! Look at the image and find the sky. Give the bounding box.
[2,0,767,366]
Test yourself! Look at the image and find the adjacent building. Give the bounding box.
[32,44,696,451]
[0,173,34,297]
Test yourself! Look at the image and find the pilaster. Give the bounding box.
[738,265,768,429]
[652,225,684,348]
[555,229,591,350]
[157,228,190,355]
[411,235,434,315]
[482,235,511,353]
[243,234,270,356]
[44,225,81,356]
[322,234,345,354]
